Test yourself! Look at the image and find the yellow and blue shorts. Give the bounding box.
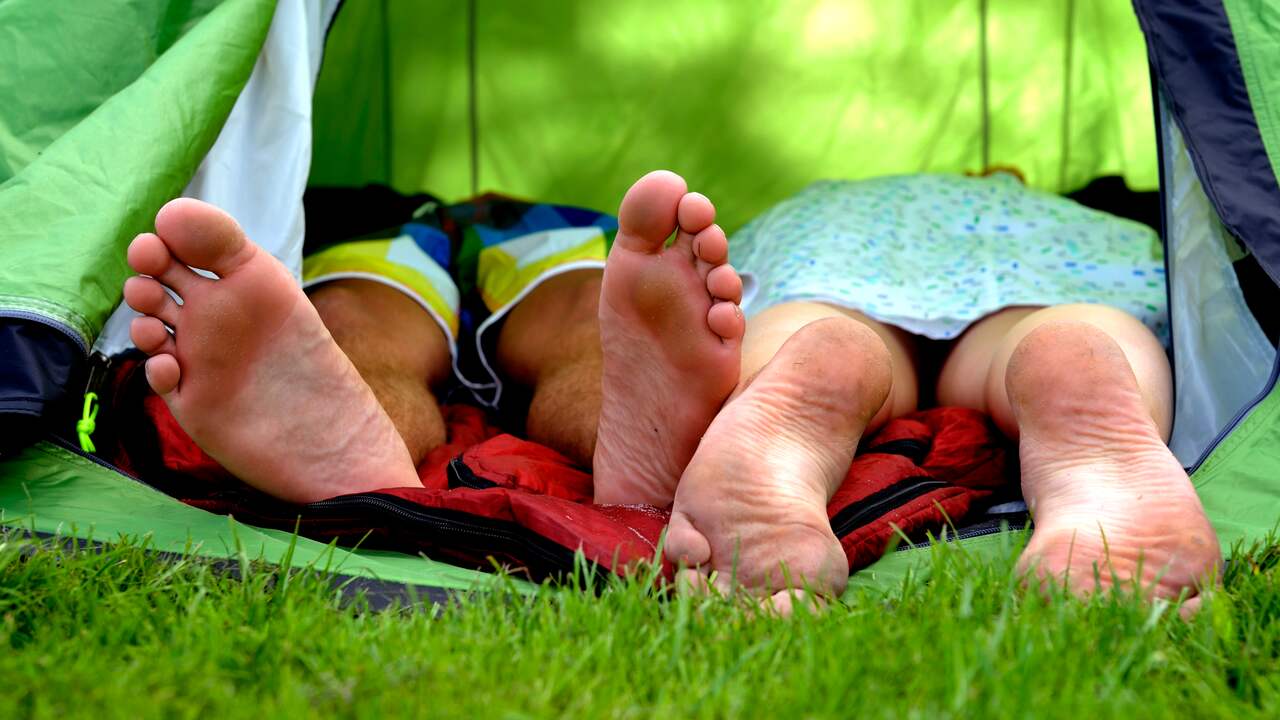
[302,190,618,407]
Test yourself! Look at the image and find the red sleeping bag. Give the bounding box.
[103,358,1015,582]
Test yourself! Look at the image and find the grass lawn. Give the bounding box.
[4,531,1279,719]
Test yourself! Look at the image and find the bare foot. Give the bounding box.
[592,171,746,505]
[1008,321,1220,605]
[123,198,422,503]
[664,317,892,606]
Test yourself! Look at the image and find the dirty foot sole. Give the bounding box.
[664,317,892,608]
[1008,321,1220,605]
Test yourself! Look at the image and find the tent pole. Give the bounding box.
[979,0,990,172]
[381,0,393,186]
[1059,0,1077,192]
[468,0,479,197]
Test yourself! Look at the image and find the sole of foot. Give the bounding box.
[1008,321,1220,611]
[123,198,421,503]
[592,170,746,506]
[664,316,893,612]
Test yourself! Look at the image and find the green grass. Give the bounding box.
[4,532,1280,719]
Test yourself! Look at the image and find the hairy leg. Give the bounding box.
[495,268,606,468]
[665,301,917,607]
[937,304,1219,603]
[308,279,453,466]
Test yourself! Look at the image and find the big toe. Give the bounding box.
[154,197,251,275]
[615,171,688,252]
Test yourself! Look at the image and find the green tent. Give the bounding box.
[1,0,1277,598]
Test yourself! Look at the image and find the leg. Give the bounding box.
[740,301,918,432]
[123,198,422,503]
[665,301,914,606]
[494,268,605,468]
[308,280,452,465]
[938,305,1172,439]
[937,304,1219,602]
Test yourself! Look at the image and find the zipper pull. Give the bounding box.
[77,392,99,453]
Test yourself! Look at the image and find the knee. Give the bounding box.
[800,316,897,422]
[552,271,603,328]
[995,304,1167,389]
[497,270,603,381]
[989,313,1172,439]
[748,304,915,428]
[309,282,370,338]
[1022,303,1153,339]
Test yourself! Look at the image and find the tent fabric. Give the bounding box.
[1134,0,1280,476]
[0,440,488,593]
[310,0,1158,235]
[0,0,276,434]
[1133,0,1280,286]
[0,320,84,453]
[1161,104,1275,467]
[1190,376,1280,552]
[95,0,341,357]
[0,0,275,345]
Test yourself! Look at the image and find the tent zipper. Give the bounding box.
[308,495,509,541]
[46,433,147,486]
[307,494,577,569]
[895,514,1030,552]
[1151,85,1280,475]
[0,309,90,355]
[81,351,113,406]
[829,478,947,538]
[1186,350,1280,475]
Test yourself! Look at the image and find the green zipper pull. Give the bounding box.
[77,392,99,453]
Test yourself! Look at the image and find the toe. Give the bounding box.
[665,510,713,568]
[706,264,742,303]
[692,225,728,265]
[674,567,712,596]
[707,301,745,341]
[127,233,208,297]
[130,316,175,356]
[615,171,688,253]
[1179,594,1204,620]
[144,354,181,395]
[123,276,182,327]
[127,233,171,276]
[765,588,829,617]
[677,192,716,234]
[154,197,252,276]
